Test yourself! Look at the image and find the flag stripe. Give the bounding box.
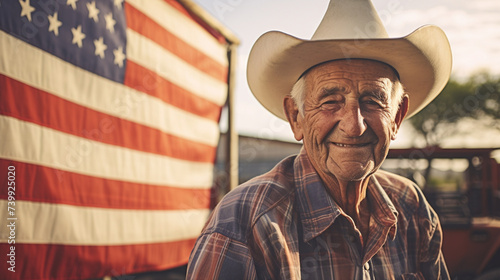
[126,0,228,66]
[0,200,209,245]
[125,2,228,83]
[0,74,216,162]
[0,116,214,189]
[0,30,220,147]
[124,60,223,122]
[126,29,228,106]
[0,240,195,280]
[0,160,212,210]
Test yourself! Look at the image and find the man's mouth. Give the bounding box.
[332,142,371,148]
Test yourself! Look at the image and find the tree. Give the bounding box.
[406,72,500,185]
[409,72,500,147]
[473,73,500,129]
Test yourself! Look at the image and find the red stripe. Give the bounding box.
[0,159,212,210]
[124,60,223,122]
[0,239,196,280]
[162,0,229,44]
[125,2,228,83]
[0,74,216,163]
[162,0,194,19]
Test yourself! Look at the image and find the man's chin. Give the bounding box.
[327,161,375,183]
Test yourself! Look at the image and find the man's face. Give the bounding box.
[287,59,407,183]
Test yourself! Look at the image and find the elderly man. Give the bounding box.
[187,0,452,279]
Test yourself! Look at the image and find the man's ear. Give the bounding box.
[283,96,304,141]
[392,94,409,140]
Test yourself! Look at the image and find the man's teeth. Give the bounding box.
[334,143,368,147]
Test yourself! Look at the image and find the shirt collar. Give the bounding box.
[293,148,398,242]
[294,148,341,242]
[367,175,399,240]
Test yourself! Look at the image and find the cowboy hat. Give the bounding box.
[247,0,452,120]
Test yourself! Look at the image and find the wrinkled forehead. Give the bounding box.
[304,59,400,83]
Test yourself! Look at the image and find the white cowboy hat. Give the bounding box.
[247,0,452,120]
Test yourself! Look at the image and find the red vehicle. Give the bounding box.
[386,147,500,279]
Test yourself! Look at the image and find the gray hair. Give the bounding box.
[391,80,406,115]
[289,75,405,116]
[290,76,307,115]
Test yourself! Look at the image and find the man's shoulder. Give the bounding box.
[374,169,417,190]
[373,169,439,223]
[373,169,424,210]
[202,156,297,242]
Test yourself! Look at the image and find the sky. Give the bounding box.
[193,0,500,148]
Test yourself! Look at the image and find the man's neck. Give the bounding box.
[324,176,369,215]
[321,173,372,246]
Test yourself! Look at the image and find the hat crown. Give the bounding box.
[312,0,389,40]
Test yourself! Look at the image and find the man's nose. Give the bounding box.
[338,103,367,137]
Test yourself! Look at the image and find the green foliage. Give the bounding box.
[475,74,500,123]
[408,72,500,146]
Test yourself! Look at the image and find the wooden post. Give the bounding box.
[226,44,239,191]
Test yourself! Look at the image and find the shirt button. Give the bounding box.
[364,262,370,271]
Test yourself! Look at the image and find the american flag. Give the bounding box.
[0,0,233,279]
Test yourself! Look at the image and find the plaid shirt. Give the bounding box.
[187,148,449,279]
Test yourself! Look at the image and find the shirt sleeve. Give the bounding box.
[186,232,257,280]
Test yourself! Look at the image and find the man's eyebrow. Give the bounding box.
[319,85,348,99]
[361,87,389,102]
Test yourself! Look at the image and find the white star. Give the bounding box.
[113,46,126,68]
[114,0,123,10]
[48,12,62,36]
[104,13,116,33]
[86,1,99,23]
[71,25,86,48]
[66,0,78,10]
[94,37,107,59]
[19,0,35,22]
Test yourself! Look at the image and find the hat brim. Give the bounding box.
[247,25,452,120]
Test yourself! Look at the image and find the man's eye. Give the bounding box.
[322,100,341,105]
[324,100,340,105]
[320,101,342,110]
[362,99,382,107]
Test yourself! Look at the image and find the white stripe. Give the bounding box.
[127,29,227,106]
[0,30,220,147]
[0,116,213,188]
[126,0,228,66]
[0,200,209,245]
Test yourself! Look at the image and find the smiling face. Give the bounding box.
[285,59,408,183]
